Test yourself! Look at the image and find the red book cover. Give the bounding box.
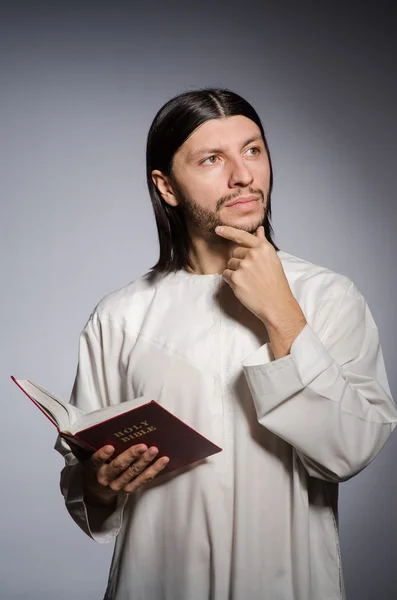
[70,401,222,475]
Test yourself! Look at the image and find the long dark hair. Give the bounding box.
[146,88,279,273]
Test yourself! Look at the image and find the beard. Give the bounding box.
[174,185,269,236]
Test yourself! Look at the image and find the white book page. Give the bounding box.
[16,379,83,431]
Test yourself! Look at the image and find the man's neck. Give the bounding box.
[185,231,234,275]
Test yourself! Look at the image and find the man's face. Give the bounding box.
[170,115,271,235]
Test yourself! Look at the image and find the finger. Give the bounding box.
[215,226,260,248]
[97,444,148,484]
[227,257,241,271]
[123,456,170,494]
[89,445,115,470]
[222,268,235,286]
[107,446,160,490]
[232,246,249,259]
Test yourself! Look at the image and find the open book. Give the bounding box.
[11,377,222,475]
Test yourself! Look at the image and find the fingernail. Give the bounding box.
[215,226,224,233]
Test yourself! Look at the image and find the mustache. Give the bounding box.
[216,188,265,211]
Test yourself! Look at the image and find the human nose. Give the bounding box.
[228,157,254,188]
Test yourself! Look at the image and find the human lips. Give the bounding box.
[224,195,260,208]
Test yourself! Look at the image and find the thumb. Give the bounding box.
[256,225,265,239]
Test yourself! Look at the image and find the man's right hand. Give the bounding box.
[82,444,170,507]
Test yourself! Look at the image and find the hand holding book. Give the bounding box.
[83,443,170,506]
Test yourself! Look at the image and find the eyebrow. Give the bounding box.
[186,134,264,162]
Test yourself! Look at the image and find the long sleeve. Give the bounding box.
[243,282,397,482]
[55,313,130,542]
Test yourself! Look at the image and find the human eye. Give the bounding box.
[245,146,261,157]
[201,155,219,166]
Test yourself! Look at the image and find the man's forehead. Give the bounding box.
[178,116,263,160]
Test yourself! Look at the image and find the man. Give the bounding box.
[57,88,397,600]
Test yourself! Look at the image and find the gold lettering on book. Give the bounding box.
[113,422,156,443]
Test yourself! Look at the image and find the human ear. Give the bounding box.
[151,170,179,207]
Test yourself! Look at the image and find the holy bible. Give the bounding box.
[11,377,222,475]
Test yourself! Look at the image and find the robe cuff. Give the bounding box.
[65,461,128,543]
[242,324,333,416]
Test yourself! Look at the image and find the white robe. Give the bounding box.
[56,250,397,600]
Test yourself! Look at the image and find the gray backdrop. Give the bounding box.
[1,1,396,599]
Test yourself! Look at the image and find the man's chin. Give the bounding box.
[215,219,264,235]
